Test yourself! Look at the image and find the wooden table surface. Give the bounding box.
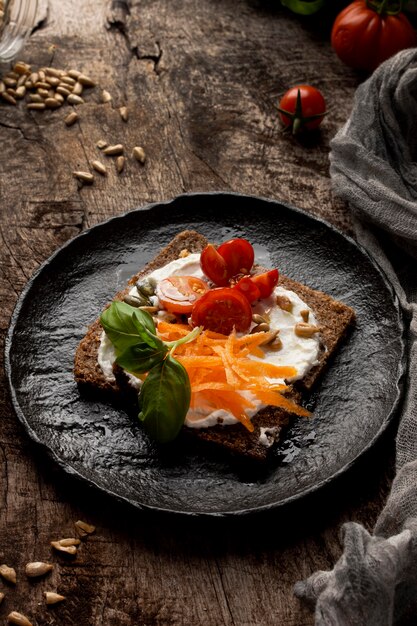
[0,1,397,624]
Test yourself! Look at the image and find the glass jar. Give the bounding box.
[0,0,38,62]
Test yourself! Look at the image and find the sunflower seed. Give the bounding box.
[300,309,310,322]
[252,313,268,325]
[132,146,146,164]
[54,93,65,104]
[37,88,49,98]
[0,564,16,583]
[25,562,53,578]
[56,85,71,97]
[116,155,125,173]
[276,294,293,312]
[72,81,83,96]
[119,106,129,122]
[1,92,16,105]
[29,93,44,102]
[57,537,81,547]
[45,67,62,78]
[3,77,17,87]
[17,74,27,87]
[27,102,46,110]
[103,144,123,156]
[96,139,108,150]
[45,592,66,605]
[60,75,76,86]
[38,70,46,82]
[75,519,96,535]
[92,160,107,176]
[68,69,82,80]
[29,72,39,84]
[0,81,5,94]
[50,540,78,555]
[14,61,31,75]
[35,80,50,89]
[101,89,112,103]
[45,75,60,87]
[259,328,280,345]
[72,171,94,184]
[7,612,33,626]
[78,74,95,87]
[251,322,270,333]
[14,86,26,99]
[65,111,78,126]
[67,94,84,105]
[294,322,321,338]
[0,592,4,605]
[45,97,61,109]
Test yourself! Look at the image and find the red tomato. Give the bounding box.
[191,288,252,335]
[157,276,209,314]
[278,85,326,134]
[200,244,230,286]
[216,238,255,277]
[234,276,261,303]
[251,270,279,299]
[331,1,417,73]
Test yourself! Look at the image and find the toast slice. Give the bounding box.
[74,230,355,462]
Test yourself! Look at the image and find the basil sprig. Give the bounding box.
[100,301,200,443]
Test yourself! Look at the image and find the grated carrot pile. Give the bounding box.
[157,322,310,432]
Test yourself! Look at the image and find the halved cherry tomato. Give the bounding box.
[157,276,209,314]
[234,276,261,303]
[251,269,279,299]
[216,238,255,277]
[200,244,230,286]
[191,287,252,335]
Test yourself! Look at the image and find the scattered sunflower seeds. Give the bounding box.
[96,139,108,150]
[132,146,146,164]
[45,592,66,605]
[67,93,84,105]
[0,564,17,584]
[119,105,128,122]
[103,143,123,156]
[0,592,5,605]
[57,537,81,547]
[7,612,33,626]
[50,540,78,555]
[73,171,94,184]
[64,111,78,126]
[92,160,107,176]
[116,155,125,173]
[25,562,53,578]
[77,73,95,87]
[101,89,112,103]
[75,519,96,536]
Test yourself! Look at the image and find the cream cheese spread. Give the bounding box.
[97,253,321,429]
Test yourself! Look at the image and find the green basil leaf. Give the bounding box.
[280,0,325,14]
[116,342,168,374]
[100,301,156,353]
[138,354,191,443]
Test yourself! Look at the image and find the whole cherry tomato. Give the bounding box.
[277,85,326,134]
[200,238,255,286]
[251,270,279,299]
[331,1,417,73]
[191,288,252,335]
[157,276,209,314]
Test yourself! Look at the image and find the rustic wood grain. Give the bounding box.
[0,0,396,624]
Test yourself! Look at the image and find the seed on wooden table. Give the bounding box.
[57,537,81,547]
[75,519,96,535]
[45,76,60,87]
[61,75,76,86]
[7,612,33,626]
[56,86,71,97]
[67,94,84,105]
[13,61,31,74]
[6,71,19,80]
[37,88,49,98]
[29,94,43,102]
[119,106,128,122]
[3,77,17,87]
[0,564,16,583]
[72,171,94,185]
[252,313,267,325]
[45,97,61,109]
[96,139,107,150]
[103,144,123,156]
[35,80,50,89]
[25,562,53,578]
[14,86,26,99]
[0,591,4,604]
[65,111,78,126]
[72,81,83,96]
[54,93,65,104]
[78,73,95,87]
[6,88,17,97]
[38,69,46,81]
[27,102,46,110]
[45,592,65,605]
[45,67,62,78]
[0,81,5,93]
[1,92,16,105]
[132,146,146,164]
[92,160,107,176]
[101,89,112,103]
[28,72,39,85]
[17,74,27,87]
[116,155,125,173]
[276,294,293,312]
[68,69,82,80]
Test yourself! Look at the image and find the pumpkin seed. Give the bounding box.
[123,293,150,308]
[136,277,157,297]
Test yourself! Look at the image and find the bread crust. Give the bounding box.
[74,230,355,462]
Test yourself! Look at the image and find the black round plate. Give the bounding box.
[5,193,406,516]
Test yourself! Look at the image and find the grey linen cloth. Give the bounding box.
[294,48,417,625]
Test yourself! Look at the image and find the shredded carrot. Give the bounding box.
[157,323,310,431]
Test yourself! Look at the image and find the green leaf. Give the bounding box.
[280,0,325,14]
[138,355,191,443]
[100,301,156,354]
[116,342,168,374]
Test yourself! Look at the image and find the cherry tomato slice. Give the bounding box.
[216,238,255,277]
[251,269,279,299]
[200,244,230,286]
[157,275,209,314]
[191,287,252,335]
[234,276,261,303]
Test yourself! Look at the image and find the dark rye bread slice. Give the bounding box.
[74,230,355,462]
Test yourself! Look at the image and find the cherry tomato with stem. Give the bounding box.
[191,287,252,335]
[277,85,326,134]
[157,275,209,315]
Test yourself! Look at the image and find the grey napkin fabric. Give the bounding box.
[294,49,417,625]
